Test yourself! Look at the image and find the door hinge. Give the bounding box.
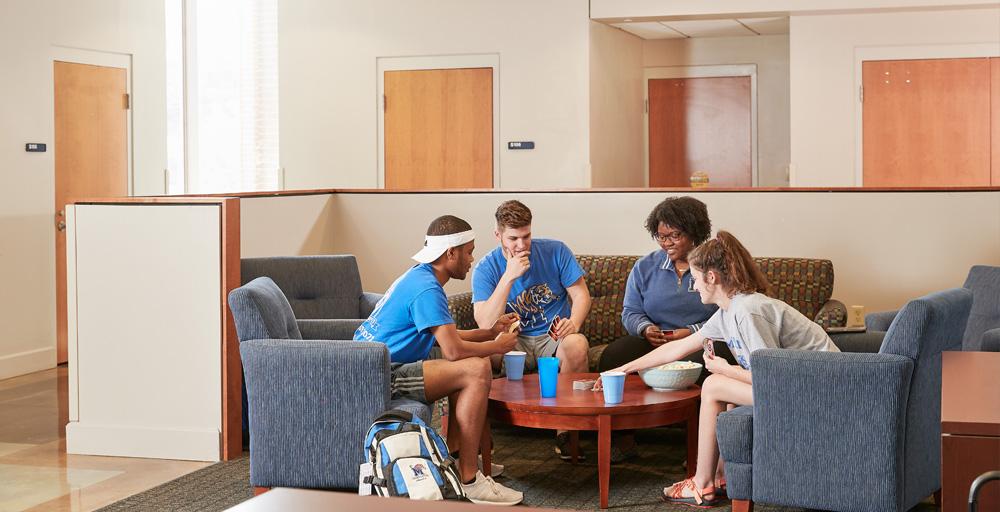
[382,94,386,111]
[858,85,864,103]
[644,99,648,113]
[124,93,131,109]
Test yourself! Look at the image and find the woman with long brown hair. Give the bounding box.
[596,231,839,507]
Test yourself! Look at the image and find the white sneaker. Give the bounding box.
[462,471,523,506]
[478,455,505,477]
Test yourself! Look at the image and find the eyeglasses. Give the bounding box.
[652,231,685,243]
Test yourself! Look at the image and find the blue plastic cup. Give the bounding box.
[504,351,527,381]
[601,371,626,404]
[537,357,560,398]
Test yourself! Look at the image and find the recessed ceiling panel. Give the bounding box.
[737,17,790,35]
[661,19,755,38]
[611,22,686,40]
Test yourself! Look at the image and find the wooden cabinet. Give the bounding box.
[941,352,1000,512]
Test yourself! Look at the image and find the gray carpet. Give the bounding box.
[98,421,941,512]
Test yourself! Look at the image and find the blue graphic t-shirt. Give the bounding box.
[471,239,585,336]
[353,263,454,364]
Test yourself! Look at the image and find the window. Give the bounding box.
[165,0,279,194]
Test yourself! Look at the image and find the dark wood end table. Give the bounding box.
[485,372,700,509]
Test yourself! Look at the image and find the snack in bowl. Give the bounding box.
[639,361,702,391]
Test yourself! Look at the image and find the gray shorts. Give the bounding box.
[504,334,560,374]
[389,347,442,404]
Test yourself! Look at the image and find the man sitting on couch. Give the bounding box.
[354,214,523,506]
[471,199,592,460]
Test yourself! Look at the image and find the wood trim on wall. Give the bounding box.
[220,198,242,460]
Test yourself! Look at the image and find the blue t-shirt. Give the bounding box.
[471,239,585,336]
[353,263,454,364]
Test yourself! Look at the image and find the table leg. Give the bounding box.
[686,405,698,479]
[481,421,493,477]
[598,415,611,509]
[570,431,580,464]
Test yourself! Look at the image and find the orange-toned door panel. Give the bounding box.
[54,61,128,363]
[648,76,751,187]
[384,68,493,189]
[991,57,999,186]
[862,58,991,187]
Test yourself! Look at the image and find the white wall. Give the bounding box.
[66,204,222,461]
[0,0,165,380]
[789,8,1000,186]
[589,22,644,188]
[644,35,791,187]
[237,191,1000,314]
[277,0,592,190]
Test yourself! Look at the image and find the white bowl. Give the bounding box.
[639,362,703,391]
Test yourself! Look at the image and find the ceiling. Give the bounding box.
[610,17,789,40]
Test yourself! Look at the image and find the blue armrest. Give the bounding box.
[865,309,898,331]
[749,349,913,512]
[982,327,1000,352]
[297,319,364,340]
[240,339,392,489]
[717,405,754,500]
[360,292,383,318]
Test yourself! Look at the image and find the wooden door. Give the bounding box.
[991,57,1000,186]
[862,58,991,187]
[54,61,129,363]
[648,76,751,187]
[384,68,493,189]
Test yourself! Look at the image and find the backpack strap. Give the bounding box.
[374,409,414,424]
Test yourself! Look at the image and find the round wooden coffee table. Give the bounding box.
[485,372,700,509]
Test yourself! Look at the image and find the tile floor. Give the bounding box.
[0,367,211,512]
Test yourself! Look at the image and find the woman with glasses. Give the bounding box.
[597,196,730,462]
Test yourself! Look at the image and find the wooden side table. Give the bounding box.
[941,351,1000,512]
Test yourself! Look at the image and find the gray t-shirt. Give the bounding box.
[699,293,839,370]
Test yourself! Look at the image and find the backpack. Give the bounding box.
[360,409,467,501]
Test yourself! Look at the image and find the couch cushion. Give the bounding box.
[963,265,1000,351]
[576,255,639,298]
[755,257,834,322]
[242,255,364,319]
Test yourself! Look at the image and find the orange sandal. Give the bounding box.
[660,478,720,508]
[715,476,727,497]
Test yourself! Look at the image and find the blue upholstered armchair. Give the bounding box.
[228,277,430,490]
[241,255,384,341]
[867,265,1000,352]
[717,288,973,512]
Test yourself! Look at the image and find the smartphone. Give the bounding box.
[702,338,716,358]
[548,315,561,339]
[660,329,676,337]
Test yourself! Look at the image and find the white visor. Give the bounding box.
[412,230,475,263]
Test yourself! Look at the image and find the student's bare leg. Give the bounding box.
[424,357,492,482]
[687,374,752,491]
[446,392,460,453]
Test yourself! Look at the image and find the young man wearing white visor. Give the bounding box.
[354,215,524,506]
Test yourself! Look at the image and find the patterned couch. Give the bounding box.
[448,255,847,370]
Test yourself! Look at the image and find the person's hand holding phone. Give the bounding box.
[643,325,670,347]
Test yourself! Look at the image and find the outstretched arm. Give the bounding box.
[432,323,519,361]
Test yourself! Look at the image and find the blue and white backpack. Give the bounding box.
[361,409,467,501]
